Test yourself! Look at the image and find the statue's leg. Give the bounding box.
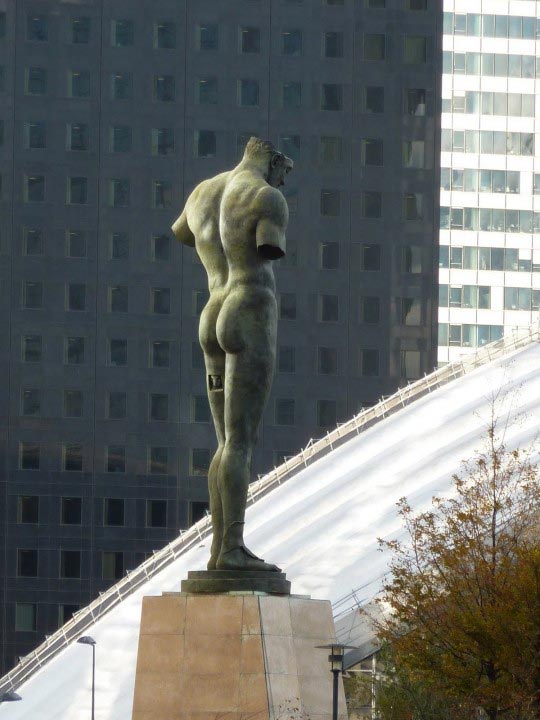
[215,296,280,572]
[204,350,226,570]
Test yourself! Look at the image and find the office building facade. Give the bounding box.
[0,0,441,671]
[438,0,540,364]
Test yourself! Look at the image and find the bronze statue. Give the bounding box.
[172,138,293,573]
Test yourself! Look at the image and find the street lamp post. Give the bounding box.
[77,635,96,720]
[0,691,22,704]
[316,643,357,720]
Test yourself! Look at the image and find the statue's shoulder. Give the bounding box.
[254,185,289,226]
[188,171,230,208]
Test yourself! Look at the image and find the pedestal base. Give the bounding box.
[181,570,291,594]
[131,592,347,720]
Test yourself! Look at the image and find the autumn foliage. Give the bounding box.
[377,423,540,720]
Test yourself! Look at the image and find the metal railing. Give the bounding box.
[1,323,538,693]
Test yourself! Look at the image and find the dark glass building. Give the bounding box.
[0,0,442,672]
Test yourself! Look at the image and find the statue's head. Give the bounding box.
[243,137,293,188]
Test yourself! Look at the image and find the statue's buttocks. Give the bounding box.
[172,138,293,573]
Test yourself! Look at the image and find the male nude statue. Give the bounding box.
[171,138,293,572]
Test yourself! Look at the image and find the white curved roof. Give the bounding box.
[2,328,540,719]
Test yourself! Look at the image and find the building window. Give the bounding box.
[363,34,385,61]
[104,498,124,526]
[105,234,127,261]
[102,552,123,580]
[0,12,4,38]
[197,76,218,105]
[402,141,425,169]
[318,347,337,375]
[190,502,209,526]
[109,179,130,207]
[400,297,422,325]
[149,447,168,474]
[112,19,133,47]
[111,72,132,99]
[240,27,260,53]
[110,125,132,153]
[324,32,343,58]
[275,399,295,426]
[320,242,339,269]
[21,388,40,416]
[152,340,170,368]
[404,36,427,63]
[279,293,296,320]
[26,67,47,95]
[67,123,88,151]
[238,79,259,107]
[152,287,170,314]
[362,191,382,218]
[366,0,385,6]
[193,290,208,316]
[64,390,83,418]
[320,189,340,216]
[151,128,174,155]
[150,393,169,421]
[363,86,384,113]
[108,286,128,313]
[361,139,383,166]
[360,296,380,324]
[23,281,43,309]
[192,341,204,369]
[63,445,83,472]
[18,496,39,524]
[360,349,379,377]
[23,335,42,362]
[400,350,421,380]
[154,21,176,49]
[403,193,424,221]
[25,175,45,202]
[27,14,48,41]
[321,84,342,111]
[319,136,342,164]
[67,177,88,205]
[191,448,211,475]
[61,497,82,524]
[25,121,46,149]
[68,70,90,98]
[67,283,86,311]
[58,604,79,626]
[197,23,218,50]
[72,17,90,44]
[108,338,127,366]
[152,235,170,261]
[283,82,301,109]
[152,180,172,208]
[108,391,126,419]
[192,395,210,423]
[405,88,426,116]
[402,246,422,274]
[283,29,302,56]
[319,294,339,322]
[195,130,216,158]
[155,75,175,101]
[317,399,337,429]
[278,346,296,373]
[65,336,85,364]
[66,230,86,258]
[60,550,81,579]
[15,603,37,632]
[24,228,43,255]
[147,499,167,528]
[106,445,125,473]
[18,549,38,577]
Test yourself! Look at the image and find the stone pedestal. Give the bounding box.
[131,592,347,720]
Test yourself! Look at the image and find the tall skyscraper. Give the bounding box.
[438,1,540,364]
[0,0,441,671]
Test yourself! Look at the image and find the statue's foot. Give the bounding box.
[207,555,218,570]
[216,545,281,572]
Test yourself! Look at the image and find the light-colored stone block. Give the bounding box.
[132,592,345,720]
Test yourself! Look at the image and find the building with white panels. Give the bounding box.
[438,0,540,364]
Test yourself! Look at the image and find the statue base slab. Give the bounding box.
[181,569,291,594]
[131,592,347,720]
